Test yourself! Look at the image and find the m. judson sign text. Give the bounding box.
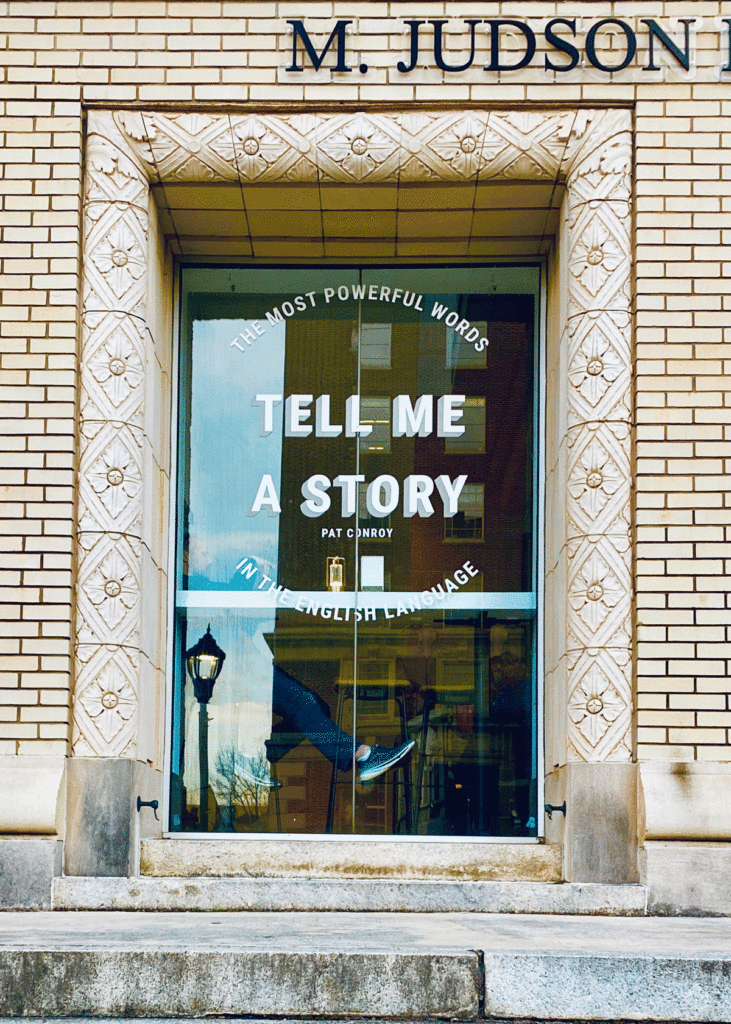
[286,17,731,76]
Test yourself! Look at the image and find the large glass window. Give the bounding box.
[171,265,541,838]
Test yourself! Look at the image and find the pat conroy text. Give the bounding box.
[250,393,468,519]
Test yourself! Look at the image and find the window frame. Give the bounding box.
[163,258,546,843]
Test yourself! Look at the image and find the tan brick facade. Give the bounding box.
[0,74,80,756]
[1,1,730,894]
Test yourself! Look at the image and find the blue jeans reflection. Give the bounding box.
[268,666,355,772]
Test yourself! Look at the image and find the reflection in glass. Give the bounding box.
[184,625,226,832]
[445,484,484,541]
[171,265,540,837]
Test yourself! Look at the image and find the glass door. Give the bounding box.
[170,264,540,837]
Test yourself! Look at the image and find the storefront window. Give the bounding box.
[170,265,541,838]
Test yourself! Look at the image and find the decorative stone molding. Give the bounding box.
[76,108,632,765]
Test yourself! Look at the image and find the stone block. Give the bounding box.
[641,841,731,916]
[0,755,65,834]
[483,950,731,1022]
[53,875,647,915]
[64,758,162,877]
[0,950,480,1019]
[140,837,562,882]
[640,761,731,839]
[563,762,639,883]
[0,838,62,910]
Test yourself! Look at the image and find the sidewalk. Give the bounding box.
[1,910,731,1020]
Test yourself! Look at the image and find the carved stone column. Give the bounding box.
[560,109,635,880]
[68,113,160,874]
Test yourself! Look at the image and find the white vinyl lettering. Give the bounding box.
[393,395,433,437]
[285,394,313,437]
[366,475,399,518]
[300,474,331,518]
[253,394,282,436]
[435,474,468,516]
[404,475,435,517]
[437,395,466,437]
[315,395,342,438]
[250,474,281,516]
[333,474,365,517]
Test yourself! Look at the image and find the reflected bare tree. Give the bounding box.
[213,745,270,826]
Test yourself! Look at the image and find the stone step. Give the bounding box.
[3,910,731,1021]
[140,837,562,881]
[53,875,647,915]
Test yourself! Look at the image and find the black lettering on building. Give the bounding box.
[286,19,353,72]
[484,19,537,73]
[641,18,695,71]
[432,19,482,72]
[585,19,636,73]
[544,18,580,72]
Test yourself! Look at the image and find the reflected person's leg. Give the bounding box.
[271,665,356,772]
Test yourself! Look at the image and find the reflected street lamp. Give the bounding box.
[185,624,226,832]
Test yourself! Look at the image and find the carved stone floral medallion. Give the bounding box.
[82,313,145,424]
[567,430,626,526]
[318,113,401,181]
[429,114,490,178]
[74,652,138,756]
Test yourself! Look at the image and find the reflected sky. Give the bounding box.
[188,318,286,586]
[185,321,287,781]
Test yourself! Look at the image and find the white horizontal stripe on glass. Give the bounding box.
[177,590,536,611]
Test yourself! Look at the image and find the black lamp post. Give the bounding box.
[185,624,226,832]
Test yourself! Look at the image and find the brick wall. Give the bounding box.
[635,86,731,761]
[0,0,729,764]
[0,16,81,754]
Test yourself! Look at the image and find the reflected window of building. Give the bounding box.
[447,323,488,368]
[445,483,484,541]
[359,396,391,453]
[359,323,392,368]
[445,398,485,454]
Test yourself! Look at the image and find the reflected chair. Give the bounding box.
[412,686,518,835]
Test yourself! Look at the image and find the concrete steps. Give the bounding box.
[53,875,648,914]
[63,837,648,916]
[3,910,731,1021]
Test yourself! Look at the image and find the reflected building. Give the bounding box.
[250,280,539,836]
